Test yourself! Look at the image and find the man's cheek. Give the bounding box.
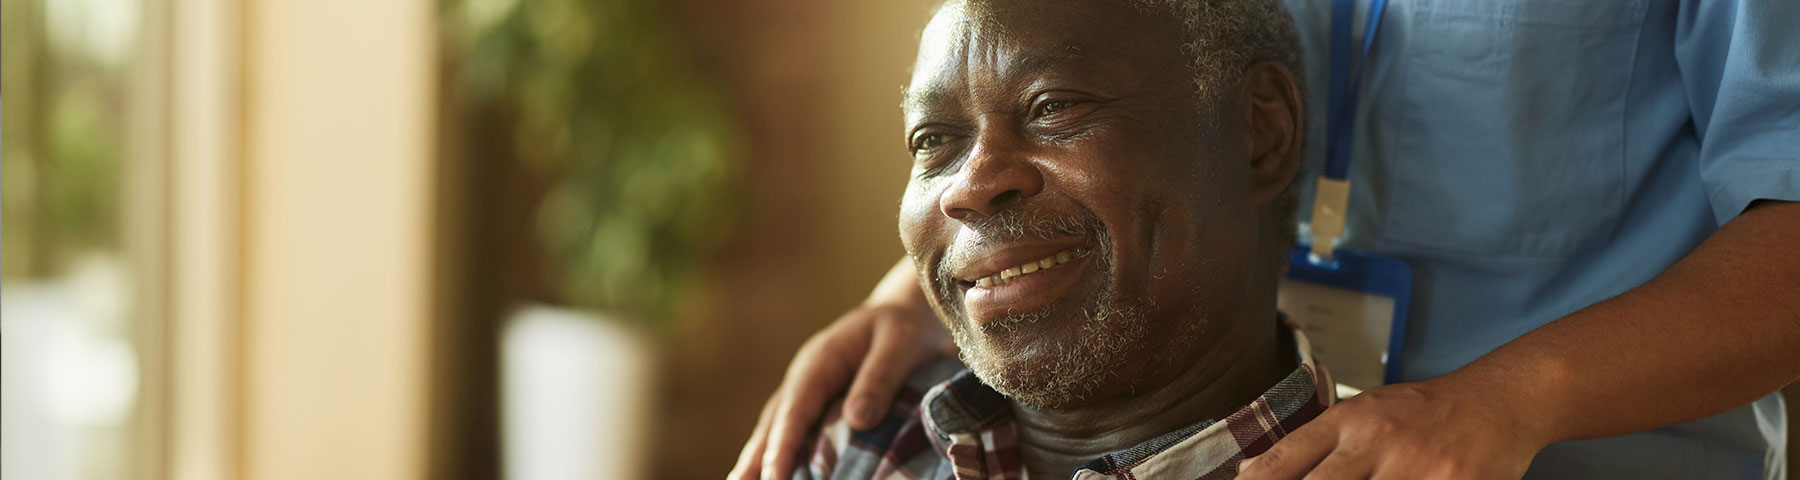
[897,187,943,251]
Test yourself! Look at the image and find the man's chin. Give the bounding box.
[968,356,1104,409]
[952,311,1145,409]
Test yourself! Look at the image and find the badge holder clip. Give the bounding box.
[1278,0,1411,397]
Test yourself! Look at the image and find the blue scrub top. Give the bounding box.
[1281,0,1800,477]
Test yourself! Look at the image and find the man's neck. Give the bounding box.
[1011,315,1295,478]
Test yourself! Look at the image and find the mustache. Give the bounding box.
[959,208,1097,245]
[933,207,1108,297]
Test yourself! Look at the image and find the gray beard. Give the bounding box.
[951,289,1150,408]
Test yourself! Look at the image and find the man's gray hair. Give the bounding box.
[1133,0,1304,104]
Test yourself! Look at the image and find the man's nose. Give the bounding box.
[938,132,1044,220]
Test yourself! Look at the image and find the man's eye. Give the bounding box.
[912,133,947,153]
[1036,100,1074,117]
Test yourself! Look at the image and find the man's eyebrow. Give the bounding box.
[903,42,1088,113]
[903,86,954,113]
[1001,42,1086,83]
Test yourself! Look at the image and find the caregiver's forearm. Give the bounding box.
[1444,200,1800,445]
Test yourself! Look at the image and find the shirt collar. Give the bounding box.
[917,319,1336,479]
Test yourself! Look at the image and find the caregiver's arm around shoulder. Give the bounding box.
[728,258,953,480]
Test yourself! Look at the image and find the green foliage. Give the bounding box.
[446,0,739,324]
[1,0,127,279]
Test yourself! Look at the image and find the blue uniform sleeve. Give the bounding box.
[1676,0,1800,225]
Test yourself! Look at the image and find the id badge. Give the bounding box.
[1278,245,1412,395]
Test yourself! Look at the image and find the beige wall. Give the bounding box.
[240,0,436,478]
[166,0,240,478]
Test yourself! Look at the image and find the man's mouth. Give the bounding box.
[953,245,1095,326]
[969,247,1089,287]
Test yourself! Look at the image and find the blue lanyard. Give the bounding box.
[1324,0,1388,180]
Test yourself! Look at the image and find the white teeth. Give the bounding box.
[973,247,1084,288]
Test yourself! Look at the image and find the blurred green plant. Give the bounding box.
[444,0,739,324]
[2,0,129,280]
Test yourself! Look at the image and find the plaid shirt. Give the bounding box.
[796,323,1335,480]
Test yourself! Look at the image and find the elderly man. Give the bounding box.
[788,0,1328,478]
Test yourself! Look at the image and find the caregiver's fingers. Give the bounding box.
[757,311,879,479]
[844,305,947,429]
[727,397,779,480]
[1236,420,1338,480]
[1293,449,1374,480]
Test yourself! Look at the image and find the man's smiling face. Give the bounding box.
[899,0,1270,408]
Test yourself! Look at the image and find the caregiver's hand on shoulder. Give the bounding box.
[1237,377,1550,480]
[728,259,954,480]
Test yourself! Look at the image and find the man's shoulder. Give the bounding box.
[792,358,967,480]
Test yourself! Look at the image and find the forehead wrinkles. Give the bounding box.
[913,4,970,80]
[906,5,978,117]
[906,2,1178,119]
[910,2,1063,113]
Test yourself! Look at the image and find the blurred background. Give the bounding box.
[0,0,941,478]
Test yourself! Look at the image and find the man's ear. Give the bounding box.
[1239,61,1304,206]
